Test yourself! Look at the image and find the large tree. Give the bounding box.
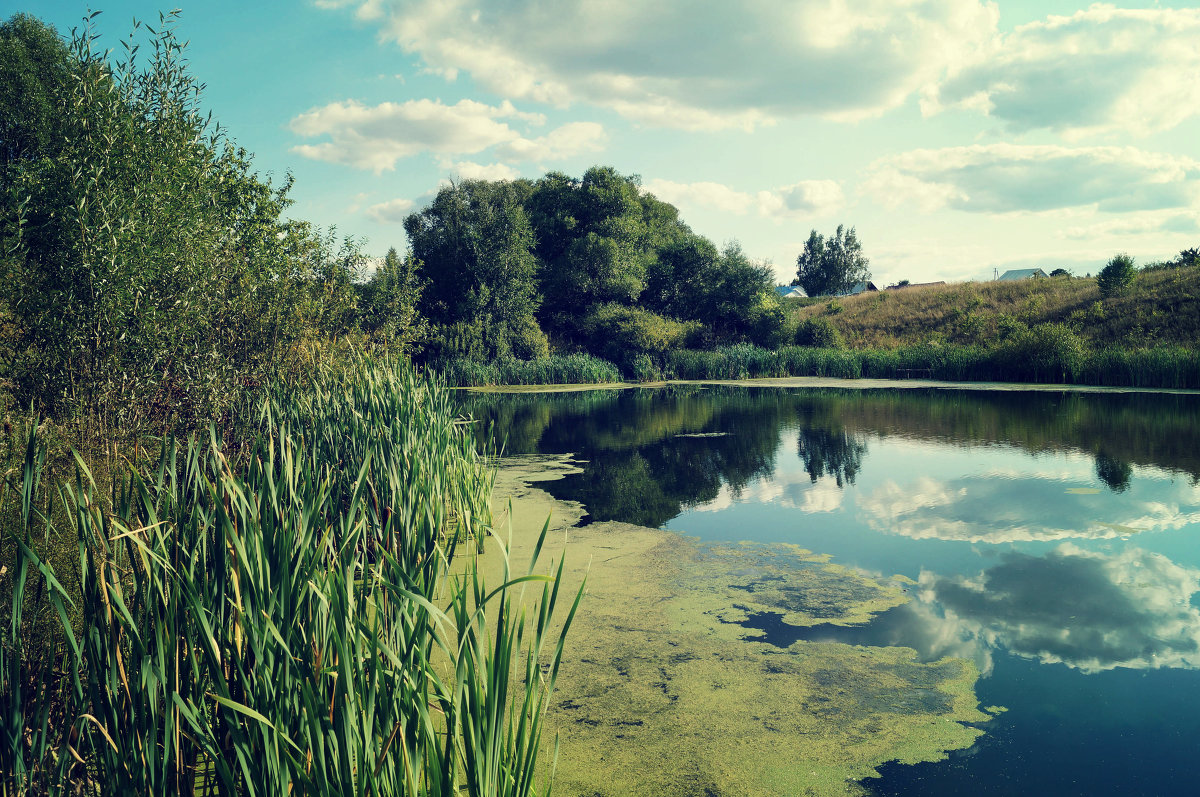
[793,224,870,297]
[403,179,544,358]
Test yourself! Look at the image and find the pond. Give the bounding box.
[461,384,1200,796]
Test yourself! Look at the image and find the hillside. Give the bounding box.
[789,266,1200,350]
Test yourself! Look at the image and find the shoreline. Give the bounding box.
[464,374,1200,396]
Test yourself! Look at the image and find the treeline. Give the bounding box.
[405,170,786,375]
[0,13,422,435]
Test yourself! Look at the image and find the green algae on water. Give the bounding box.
[489,457,990,797]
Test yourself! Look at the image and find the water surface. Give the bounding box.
[464,385,1200,796]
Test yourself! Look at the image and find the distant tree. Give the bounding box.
[793,224,870,297]
[1096,253,1136,298]
[1176,247,1199,268]
[1050,268,1071,278]
[358,246,425,353]
[897,279,911,288]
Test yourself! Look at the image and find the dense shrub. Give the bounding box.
[1097,253,1136,298]
[581,303,693,366]
[795,317,845,348]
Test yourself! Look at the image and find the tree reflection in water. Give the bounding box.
[460,385,1200,527]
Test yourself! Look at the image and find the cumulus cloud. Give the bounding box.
[319,0,998,129]
[644,178,844,220]
[925,5,1200,136]
[289,98,598,172]
[1060,212,1200,240]
[365,197,414,223]
[493,121,606,161]
[644,179,757,215]
[864,144,1200,214]
[438,160,521,182]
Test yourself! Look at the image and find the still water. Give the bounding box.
[463,385,1200,796]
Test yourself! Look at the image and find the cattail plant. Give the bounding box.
[1,353,581,795]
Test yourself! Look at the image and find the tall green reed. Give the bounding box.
[1,353,581,795]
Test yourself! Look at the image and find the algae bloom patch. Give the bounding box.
[492,457,990,797]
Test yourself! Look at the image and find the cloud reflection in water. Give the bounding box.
[860,470,1200,543]
[794,545,1200,675]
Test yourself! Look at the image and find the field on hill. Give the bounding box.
[788,266,1200,350]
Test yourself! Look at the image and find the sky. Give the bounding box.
[18,0,1200,286]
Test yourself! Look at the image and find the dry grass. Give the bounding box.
[790,267,1200,350]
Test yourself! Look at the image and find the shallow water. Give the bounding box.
[463,385,1200,796]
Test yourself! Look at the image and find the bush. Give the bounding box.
[994,323,1088,382]
[508,314,551,360]
[1097,253,1136,298]
[745,297,792,349]
[795,317,844,348]
[581,303,692,365]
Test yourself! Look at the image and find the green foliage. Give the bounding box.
[1050,268,1071,278]
[1176,247,1199,268]
[438,353,622,387]
[1,12,366,434]
[0,14,71,167]
[794,224,870,297]
[530,167,673,331]
[581,303,695,370]
[1097,253,1137,298]
[994,322,1088,382]
[795,317,845,349]
[404,178,543,360]
[358,246,426,353]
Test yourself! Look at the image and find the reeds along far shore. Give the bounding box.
[1,353,582,796]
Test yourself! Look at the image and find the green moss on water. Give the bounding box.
[490,458,990,797]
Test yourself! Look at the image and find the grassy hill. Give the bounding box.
[788,265,1200,350]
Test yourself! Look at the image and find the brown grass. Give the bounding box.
[789,268,1200,349]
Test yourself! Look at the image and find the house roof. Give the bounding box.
[839,281,878,296]
[775,285,808,298]
[886,281,946,290]
[997,268,1048,281]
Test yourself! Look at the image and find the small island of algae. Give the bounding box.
[490,456,990,797]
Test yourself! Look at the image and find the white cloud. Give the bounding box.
[365,197,415,223]
[438,160,521,182]
[1060,212,1200,240]
[289,98,597,173]
[320,0,999,129]
[644,179,757,216]
[645,178,844,220]
[493,121,607,161]
[926,5,1200,137]
[757,181,845,218]
[864,144,1200,215]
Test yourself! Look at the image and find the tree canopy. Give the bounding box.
[402,167,779,361]
[793,224,870,297]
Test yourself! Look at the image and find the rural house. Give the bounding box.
[997,268,1048,281]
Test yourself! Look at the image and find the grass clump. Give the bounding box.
[439,353,623,387]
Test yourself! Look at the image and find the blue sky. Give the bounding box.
[19,1,1200,285]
